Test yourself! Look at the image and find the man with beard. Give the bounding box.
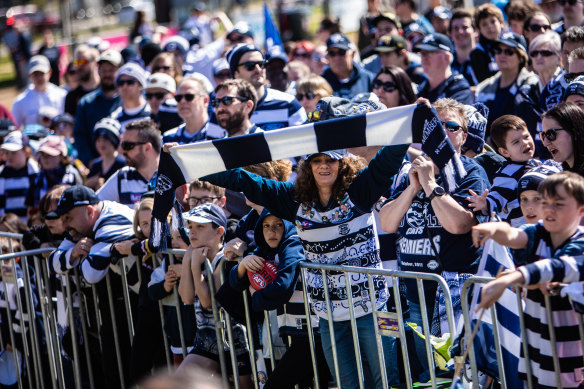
[97,119,160,206]
[162,76,226,145]
[226,44,306,131]
[73,50,122,165]
[64,44,100,116]
[212,79,260,137]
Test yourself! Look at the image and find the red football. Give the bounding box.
[247,261,278,290]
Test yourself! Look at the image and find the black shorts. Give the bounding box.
[189,328,253,375]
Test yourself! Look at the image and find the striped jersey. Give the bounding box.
[96,166,154,207]
[0,159,39,220]
[26,164,83,208]
[110,103,152,132]
[486,159,540,227]
[250,88,307,131]
[80,200,139,291]
[513,222,584,389]
[162,121,226,145]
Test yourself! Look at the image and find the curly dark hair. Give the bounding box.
[294,155,366,206]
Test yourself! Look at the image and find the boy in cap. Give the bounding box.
[177,203,253,387]
[0,131,39,221]
[110,62,151,131]
[12,55,67,127]
[86,118,126,190]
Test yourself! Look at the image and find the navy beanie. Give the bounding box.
[226,44,264,77]
[517,163,562,197]
[93,118,121,148]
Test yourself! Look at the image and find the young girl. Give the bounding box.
[86,118,126,191]
[149,224,197,367]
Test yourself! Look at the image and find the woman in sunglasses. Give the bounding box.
[295,75,333,115]
[541,101,584,176]
[522,12,553,46]
[371,66,416,108]
[529,32,562,93]
[149,52,183,85]
[475,32,540,143]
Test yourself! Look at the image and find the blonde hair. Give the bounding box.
[295,75,333,100]
[134,197,154,239]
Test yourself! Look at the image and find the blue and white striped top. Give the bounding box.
[0,159,39,221]
[249,88,307,131]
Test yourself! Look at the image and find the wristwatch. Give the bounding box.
[428,186,446,201]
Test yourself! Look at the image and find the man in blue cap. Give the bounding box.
[415,33,474,104]
[322,33,375,99]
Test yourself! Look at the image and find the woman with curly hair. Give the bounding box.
[202,127,408,388]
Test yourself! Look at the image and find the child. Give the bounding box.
[470,3,504,82]
[517,164,562,224]
[473,171,584,389]
[468,115,540,226]
[177,204,252,388]
[86,118,126,191]
[229,210,330,389]
[0,131,39,222]
[148,225,197,367]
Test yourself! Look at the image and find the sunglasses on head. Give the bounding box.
[175,93,196,103]
[527,23,551,32]
[372,80,397,92]
[210,96,249,108]
[121,141,147,151]
[117,79,137,87]
[560,0,583,6]
[441,121,464,132]
[327,49,347,57]
[296,92,317,100]
[73,58,90,67]
[493,47,516,56]
[238,60,266,71]
[152,65,171,72]
[530,49,555,58]
[539,128,564,142]
[146,92,166,100]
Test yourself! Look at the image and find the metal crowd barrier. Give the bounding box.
[460,276,584,389]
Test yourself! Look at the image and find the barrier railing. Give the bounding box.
[1,240,581,389]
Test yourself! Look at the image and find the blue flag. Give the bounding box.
[264,2,284,52]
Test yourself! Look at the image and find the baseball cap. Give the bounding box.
[93,118,121,148]
[326,33,352,51]
[372,12,402,30]
[54,185,100,216]
[305,151,346,161]
[1,131,28,152]
[51,113,74,130]
[564,76,584,99]
[266,46,289,64]
[184,203,227,229]
[38,135,68,157]
[146,72,176,93]
[497,32,527,53]
[212,58,230,75]
[28,55,51,74]
[163,36,190,56]
[115,62,148,88]
[414,33,453,52]
[227,22,254,40]
[98,50,123,67]
[431,6,452,20]
[375,34,407,52]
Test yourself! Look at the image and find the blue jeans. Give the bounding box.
[319,313,399,388]
[408,301,432,383]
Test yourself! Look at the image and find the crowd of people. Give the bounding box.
[0,0,584,388]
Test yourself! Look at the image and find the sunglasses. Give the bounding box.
[210,96,249,108]
[238,60,266,71]
[527,24,551,32]
[175,93,196,103]
[293,52,312,59]
[121,141,147,151]
[152,65,171,72]
[327,49,347,57]
[117,79,137,87]
[372,80,397,92]
[539,128,564,142]
[296,92,316,100]
[188,196,220,206]
[493,47,516,56]
[530,49,556,58]
[560,0,583,5]
[146,92,166,100]
[442,121,464,132]
[228,35,246,43]
[73,58,90,66]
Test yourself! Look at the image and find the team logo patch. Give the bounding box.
[155,174,173,195]
[427,260,440,271]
